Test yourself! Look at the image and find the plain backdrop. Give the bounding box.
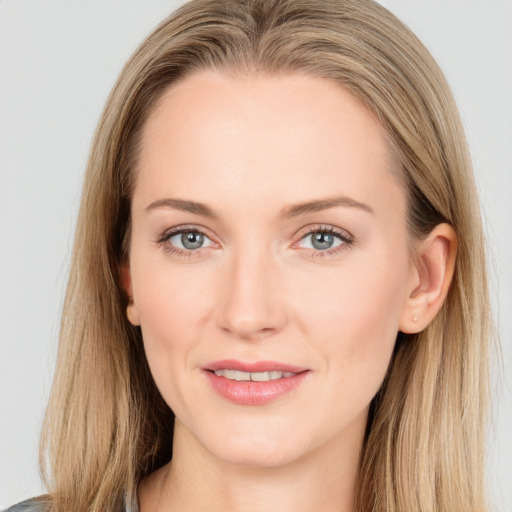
[0,0,511,509]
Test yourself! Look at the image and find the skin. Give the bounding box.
[123,71,457,512]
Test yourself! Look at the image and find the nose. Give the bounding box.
[216,247,288,340]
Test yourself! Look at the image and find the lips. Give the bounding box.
[205,359,307,373]
[203,359,310,405]
[212,369,296,381]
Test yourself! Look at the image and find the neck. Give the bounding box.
[138,416,365,512]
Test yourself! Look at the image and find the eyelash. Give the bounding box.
[155,224,354,259]
[295,224,354,257]
[156,224,213,258]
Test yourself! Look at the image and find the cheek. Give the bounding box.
[292,254,408,383]
[136,267,212,335]
[130,256,216,395]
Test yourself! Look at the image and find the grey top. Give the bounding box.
[1,500,44,512]
[1,495,139,512]
[1,501,41,512]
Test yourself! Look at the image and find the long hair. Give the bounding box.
[39,1,492,510]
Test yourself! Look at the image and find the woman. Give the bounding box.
[4,0,493,511]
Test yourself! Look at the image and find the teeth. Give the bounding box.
[223,369,236,380]
[213,369,296,381]
[251,371,272,381]
[234,370,251,381]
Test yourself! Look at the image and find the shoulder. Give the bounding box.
[3,495,135,512]
[1,498,48,512]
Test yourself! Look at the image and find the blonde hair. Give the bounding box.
[39,1,492,511]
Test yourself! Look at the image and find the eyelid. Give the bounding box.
[155,224,220,256]
[157,224,216,242]
[294,224,354,244]
[292,224,354,255]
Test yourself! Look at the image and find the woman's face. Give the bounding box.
[125,71,417,467]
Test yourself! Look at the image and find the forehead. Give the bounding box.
[135,70,403,214]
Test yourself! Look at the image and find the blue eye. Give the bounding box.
[299,229,349,252]
[166,230,214,251]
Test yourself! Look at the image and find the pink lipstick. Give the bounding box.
[203,359,310,405]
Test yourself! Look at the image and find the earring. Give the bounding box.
[412,316,418,323]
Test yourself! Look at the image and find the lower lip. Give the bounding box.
[204,371,310,405]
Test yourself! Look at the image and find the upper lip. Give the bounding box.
[204,359,308,374]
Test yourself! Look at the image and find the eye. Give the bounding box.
[304,231,341,250]
[157,226,216,255]
[169,231,212,250]
[296,226,353,254]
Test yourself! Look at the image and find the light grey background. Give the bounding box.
[0,0,511,509]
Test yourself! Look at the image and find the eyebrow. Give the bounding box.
[145,198,217,218]
[281,196,374,218]
[145,195,374,218]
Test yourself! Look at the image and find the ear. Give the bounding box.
[120,262,141,326]
[399,223,458,334]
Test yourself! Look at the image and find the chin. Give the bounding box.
[192,418,313,469]
[212,440,303,468]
